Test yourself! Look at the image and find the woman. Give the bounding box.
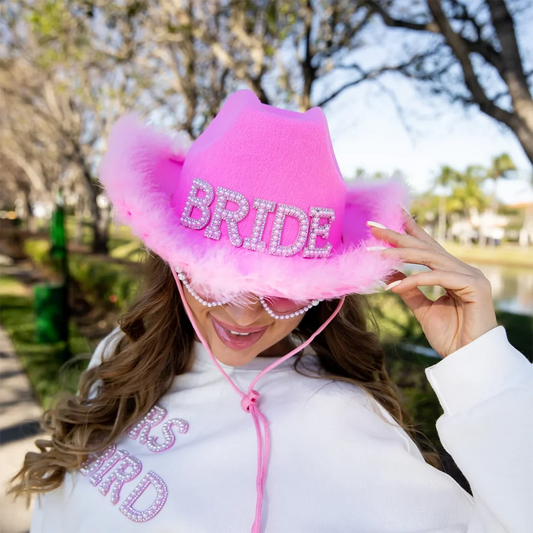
[14,90,532,532]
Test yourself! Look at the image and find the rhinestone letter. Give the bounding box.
[146,418,189,453]
[126,405,167,445]
[90,449,129,486]
[243,198,276,253]
[119,471,168,523]
[268,203,309,257]
[80,444,117,476]
[204,187,249,247]
[98,455,142,504]
[303,207,335,258]
[180,178,214,230]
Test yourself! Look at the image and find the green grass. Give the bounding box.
[443,242,533,268]
[0,276,92,409]
[109,239,147,262]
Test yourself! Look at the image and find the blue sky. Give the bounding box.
[324,77,533,205]
[316,3,533,206]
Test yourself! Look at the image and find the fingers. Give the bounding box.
[367,221,427,250]
[388,270,482,304]
[367,208,445,252]
[382,270,433,321]
[367,212,480,278]
[400,208,445,248]
[377,247,473,274]
[382,269,406,286]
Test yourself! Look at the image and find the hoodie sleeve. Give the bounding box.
[425,325,533,532]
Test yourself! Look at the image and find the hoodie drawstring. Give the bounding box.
[173,269,344,533]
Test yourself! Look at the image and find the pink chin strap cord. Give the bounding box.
[172,268,345,533]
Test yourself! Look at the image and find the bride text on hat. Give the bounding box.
[179,178,335,258]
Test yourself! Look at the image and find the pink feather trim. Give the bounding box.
[99,114,412,301]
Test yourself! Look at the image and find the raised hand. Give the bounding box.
[367,210,498,358]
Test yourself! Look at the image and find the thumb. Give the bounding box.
[383,270,432,319]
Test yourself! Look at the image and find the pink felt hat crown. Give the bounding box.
[99,89,411,301]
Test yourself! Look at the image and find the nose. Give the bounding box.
[224,295,265,326]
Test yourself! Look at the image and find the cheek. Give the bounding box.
[270,315,304,338]
[183,292,211,327]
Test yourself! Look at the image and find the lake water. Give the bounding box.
[404,263,533,316]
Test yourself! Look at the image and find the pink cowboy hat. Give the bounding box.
[99,90,410,301]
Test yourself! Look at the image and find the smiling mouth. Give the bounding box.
[210,316,269,350]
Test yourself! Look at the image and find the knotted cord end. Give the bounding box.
[241,390,260,412]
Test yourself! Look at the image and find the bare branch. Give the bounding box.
[365,0,440,32]
[426,0,513,126]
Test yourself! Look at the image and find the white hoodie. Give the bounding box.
[30,325,533,532]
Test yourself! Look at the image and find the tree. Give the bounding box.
[433,165,461,242]
[88,0,378,142]
[486,153,517,209]
[365,0,533,165]
[449,165,489,219]
[0,0,142,253]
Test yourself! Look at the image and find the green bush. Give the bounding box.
[24,238,51,265]
[0,277,92,409]
[24,236,144,312]
[68,254,143,311]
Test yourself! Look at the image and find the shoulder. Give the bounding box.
[87,326,125,370]
[293,355,422,457]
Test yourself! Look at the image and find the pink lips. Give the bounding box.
[210,316,268,351]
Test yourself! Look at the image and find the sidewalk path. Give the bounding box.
[0,324,42,533]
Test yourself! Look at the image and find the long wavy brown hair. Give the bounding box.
[11,254,435,500]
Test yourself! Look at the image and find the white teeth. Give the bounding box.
[229,330,250,336]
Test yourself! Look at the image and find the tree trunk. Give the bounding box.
[75,194,85,246]
[507,115,533,165]
[22,188,37,233]
[438,195,446,243]
[86,188,110,254]
[91,204,110,254]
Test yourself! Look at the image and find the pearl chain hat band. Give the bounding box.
[99,89,411,533]
[176,270,321,320]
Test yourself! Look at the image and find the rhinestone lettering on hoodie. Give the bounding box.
[98,455,142,504]
[119,471,168,522]
[80,444,117,476]
[79,404,188,523]
[126,405,166,444]
[146,418,189,453]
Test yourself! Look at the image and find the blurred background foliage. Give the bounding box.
[0,0,532,477]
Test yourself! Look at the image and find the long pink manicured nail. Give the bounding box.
[384,280,402,290]
[366,246,387,251]
[366,220,387,230]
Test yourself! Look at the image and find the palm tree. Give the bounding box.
[433,166,461,242]
[480,154,516,246]
[487,154,516,211]
[451,166,489,218]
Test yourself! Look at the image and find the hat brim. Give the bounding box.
[100,115,411,301]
